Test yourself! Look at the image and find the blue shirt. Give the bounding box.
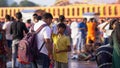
[78,22,86,38]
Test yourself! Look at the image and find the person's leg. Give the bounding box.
[61,62,68,68]
[7,40,12,48]
[86,35,90,44]
[91,36,96,43]
[81,38,85,52]
[77,32,82,53]
[72,38,77,54]
[7,40,12,61]
[54,61,61,68]
[12,39,19,68]
[35,53,50,68]
[71,38,79,59]
[12,40,16,68]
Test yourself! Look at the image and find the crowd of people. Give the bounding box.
[0,10,120,68]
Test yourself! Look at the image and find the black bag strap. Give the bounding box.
[38,42,45,52]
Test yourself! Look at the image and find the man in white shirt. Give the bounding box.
[34,13,53,68]
[70,21,79,59]
[2,15,13,48]
[102,18,111,45]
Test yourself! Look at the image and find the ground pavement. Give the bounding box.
[69,60,97,68]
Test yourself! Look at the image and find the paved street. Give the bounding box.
[7,53,98,68]
[68,52,97,68]
[7,59,98,68]
[69,60,97,68]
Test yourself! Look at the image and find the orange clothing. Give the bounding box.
[86,22,96,44]
[86,35,96,44]
[86,22,96,35]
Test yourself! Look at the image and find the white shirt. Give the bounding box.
[70,22,79,38]
[99,22,110,38]
[98,22,106,31]
[2,21,13,40]
[34,20,51,55]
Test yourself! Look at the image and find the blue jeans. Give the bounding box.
[78,32,85,51]
[34,53,50,68]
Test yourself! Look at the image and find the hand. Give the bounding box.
[56,49,61,53]
[102,29,106,32]
[50,59,54,65]
[49,55,54,64]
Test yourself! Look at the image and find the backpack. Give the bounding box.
[18,24,47,64]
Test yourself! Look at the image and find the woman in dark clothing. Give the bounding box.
[110,20,120,68]
[95,19,119,68]
[0,24,9,68]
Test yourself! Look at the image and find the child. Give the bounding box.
[79,40,101,61]
[52,23,71,68]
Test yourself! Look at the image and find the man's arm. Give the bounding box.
[10,23,13,34]
[45,39,53,55]
[102,22,109,32]
[23,23,29,33]
[43,26,53,60]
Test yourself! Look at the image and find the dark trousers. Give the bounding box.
[104,38,109,45]
[7,40,12,48]
[34,53,50,68]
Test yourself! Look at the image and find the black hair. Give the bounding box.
[34,16,42,21]
[27,19,31,23]
[57,23,66,30]
[15,12,22,20]
[59,15,65,22]
[83,18,87,21]
[109,19,118,29]
[89,18,94,22]
[10,17,15,21]
[33,13,38,17]
[37,16,42,20]
[5,15,11,21]
[42,13,53,19]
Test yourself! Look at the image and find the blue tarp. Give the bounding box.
[83,12,99,16]
[21,9,36,13]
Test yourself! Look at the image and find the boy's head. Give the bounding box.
[15,12,22,20]
[34,16,42,23]
[5,15,11,21]
[33,13,38,22]
[42,13,53,26]
[26,19,31,24]
[59,15,65,22]
[57,23,66,34]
